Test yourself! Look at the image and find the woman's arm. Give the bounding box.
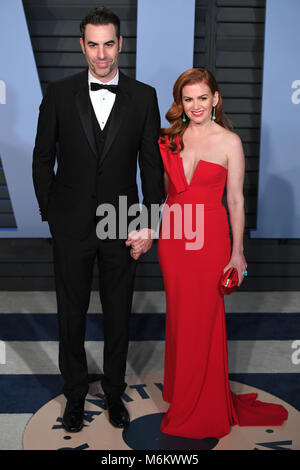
[224,133,247,285]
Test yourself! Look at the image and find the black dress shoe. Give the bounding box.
[62,399,85,432]
[105,395,130,428]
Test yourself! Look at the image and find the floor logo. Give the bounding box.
[23,373,300,450]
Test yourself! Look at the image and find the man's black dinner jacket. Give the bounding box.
[32,69,164,239]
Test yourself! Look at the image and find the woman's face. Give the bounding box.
[181,81,219,125]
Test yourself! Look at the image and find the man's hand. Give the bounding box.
[125,228,155,260]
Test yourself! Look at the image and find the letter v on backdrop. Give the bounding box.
[0,0,50,237]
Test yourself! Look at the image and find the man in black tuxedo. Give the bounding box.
[32,7,164,432]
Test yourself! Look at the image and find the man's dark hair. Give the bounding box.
[80,6,121,40]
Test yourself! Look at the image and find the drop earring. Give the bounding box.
[212,106,216,121]
[182,112,187,123]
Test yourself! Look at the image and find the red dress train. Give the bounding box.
[157,136,288,439]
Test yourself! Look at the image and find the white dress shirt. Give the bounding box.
[88,70,119,130]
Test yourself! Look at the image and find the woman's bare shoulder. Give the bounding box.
[217,127,243,152]
[214,124,241,143]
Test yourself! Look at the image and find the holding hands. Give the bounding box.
[126,228,156,260]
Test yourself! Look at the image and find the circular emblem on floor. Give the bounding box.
[23,374,300,450]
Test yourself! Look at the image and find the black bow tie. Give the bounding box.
[90,82,119,94]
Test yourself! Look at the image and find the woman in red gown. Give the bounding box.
[156,68,288,439]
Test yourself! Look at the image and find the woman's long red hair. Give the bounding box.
[160,68,232,153]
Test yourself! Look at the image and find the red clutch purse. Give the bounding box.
[219,267,239,295]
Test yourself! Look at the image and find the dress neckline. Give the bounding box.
[174,134,227,186]
[178,156,227,187]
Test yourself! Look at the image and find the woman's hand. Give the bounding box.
[223,252,247,286]
[125,228,155,260]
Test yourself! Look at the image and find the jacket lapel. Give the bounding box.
[99,71,130,167]
[74,69,131,164]
[75,71,98,160]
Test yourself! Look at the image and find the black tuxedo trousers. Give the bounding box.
[53,232,137,403]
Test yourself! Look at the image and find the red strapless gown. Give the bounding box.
[157,136,288,439]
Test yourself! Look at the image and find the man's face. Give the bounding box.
[80,23,122,82]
